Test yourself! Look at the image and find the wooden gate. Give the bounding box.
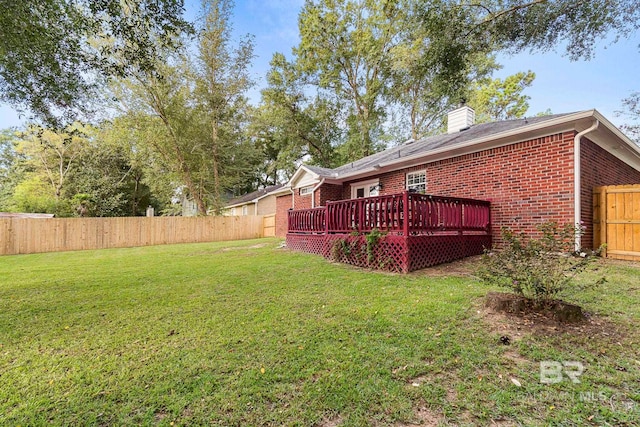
[593,185,640,261]
[263,214,276,237]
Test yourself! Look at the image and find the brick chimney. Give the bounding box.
[447,105,475,134]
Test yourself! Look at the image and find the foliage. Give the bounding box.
[330,229,388,266]
[296,0,398,160]
[467,71,536,123]
[253,53,342,175]
[112,0,260,214]
[14,123,91,199]
[618,91,640,144]
[0,129,25,210]
[478,222,604,303]
[365,228,384,263]
[0,0,193,127]
[10,175,73,216]
[0,239,639,425]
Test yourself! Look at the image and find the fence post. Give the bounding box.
[599,187,607,257]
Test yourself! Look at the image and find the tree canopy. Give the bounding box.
[0,0,192,127]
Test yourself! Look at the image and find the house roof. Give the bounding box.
[224,184,284,208]
[287,109,640,186]
[314,113,574,178]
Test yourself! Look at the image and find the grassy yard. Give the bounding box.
[1,238,639,426]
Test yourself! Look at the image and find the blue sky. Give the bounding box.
[1,0,639,130]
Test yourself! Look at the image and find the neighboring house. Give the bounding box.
[280,107,640,271]
[223,184,285,216]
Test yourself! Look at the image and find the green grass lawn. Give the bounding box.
[1,238,639,426]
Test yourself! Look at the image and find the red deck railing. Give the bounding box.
[287,192,490,235]
[287,207,326,234]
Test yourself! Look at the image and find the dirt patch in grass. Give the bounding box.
[477,297,627,344]
[395,404,443,427]
[485,292,586,323]
[410,256,481,278]
[318,415,343,427]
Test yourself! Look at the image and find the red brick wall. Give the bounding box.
[580,138,640,249]
[318,184,343,205]
[343,132,577,245]
[293,190,312,210]
[275,194,292,237]
[285,132,640,247]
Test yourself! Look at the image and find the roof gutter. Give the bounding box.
[574,118,600,251]
[311,178,325,208]
[290,186,296,209]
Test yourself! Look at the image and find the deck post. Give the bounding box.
[324,206,329,234]
[458,201,463,236]
[403,191,409,236]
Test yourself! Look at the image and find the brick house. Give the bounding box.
[277,107,640,271]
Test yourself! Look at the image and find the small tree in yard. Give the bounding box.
[478,222,604,305]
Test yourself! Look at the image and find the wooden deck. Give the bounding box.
[286,192,491,272]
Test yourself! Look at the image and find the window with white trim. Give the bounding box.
[299,185,314,195]
[242,205,248,215]
[351,179,380,198]
[406,171,426,193]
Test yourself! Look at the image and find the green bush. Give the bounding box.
[478,222,604,303]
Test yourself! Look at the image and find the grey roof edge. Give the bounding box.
[224,184,285,208]
[284,109,640,187]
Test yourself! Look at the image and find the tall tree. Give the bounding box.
[195,0,260,211]
[15,124,91,200]
[111,0,259,214]
[296,0,403,161]
[254,52,342,179]
[467,71,536,123]
[0,0,193,127]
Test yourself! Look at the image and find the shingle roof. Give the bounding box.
[310,113,577,178]
[225,184,284,206]
[304,165,337,176]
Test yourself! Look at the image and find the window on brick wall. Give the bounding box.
[351,179,380,198]
[299,185,314,196]
[406,171,426,193]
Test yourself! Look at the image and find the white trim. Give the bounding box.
[299,185,314,195]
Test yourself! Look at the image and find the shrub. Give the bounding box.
[478,222,604,304]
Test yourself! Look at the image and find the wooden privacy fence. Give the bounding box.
[0,215,267,256]
[593,184,640,261]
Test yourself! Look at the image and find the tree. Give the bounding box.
[195,0,261,210]
[467,71,536,123]
[15,124,91,200]
[0,0,192,127]
[111,0,259,214]
[296,0,403,161]
[253,52,342,179]
[619,92,640,144]
[408,0,640,94]
[0,129,25,210]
